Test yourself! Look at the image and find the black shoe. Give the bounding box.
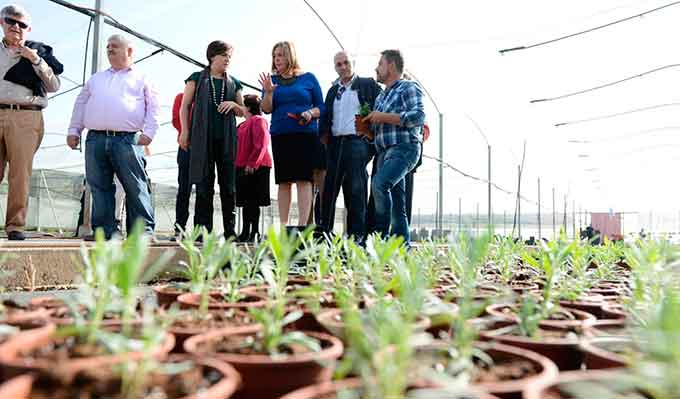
[7,231,25,241]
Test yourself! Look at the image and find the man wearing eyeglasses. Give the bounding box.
[319,51,382,243]
[0,4,62,240]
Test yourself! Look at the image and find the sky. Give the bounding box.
[16,0,680,221]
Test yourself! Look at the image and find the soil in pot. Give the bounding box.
[418,341,558,399]
[26,355,241,399]
[177,291,268,310]
[169,309,255,352]
[279,378,501,399]
[185,326,343,399]
[480,326,584,371]
[523,369,643,399]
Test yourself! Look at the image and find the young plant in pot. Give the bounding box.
[355,102,373,141]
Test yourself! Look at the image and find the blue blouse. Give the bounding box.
[266,72,324,136]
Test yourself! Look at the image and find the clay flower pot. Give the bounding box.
[485,304,596,331]
[279,378,501,399]
[153,284,189,308]
[0,374,33,399]
[177,290,268,311]
[0,306,52,329]
[168,309,255,353]
[354,115,373,140]
[417,341,558,398]
[580,336,633,369]
[184,324,343,399]
[0,324,175,384]
[522,369,633,399]
[315,308,431,341]
[479,326,584,371]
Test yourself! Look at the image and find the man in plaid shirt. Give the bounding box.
[361,49,425,244]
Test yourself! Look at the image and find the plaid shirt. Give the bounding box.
[372,79,425,150]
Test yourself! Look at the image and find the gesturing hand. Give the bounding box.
[258,72,277,93]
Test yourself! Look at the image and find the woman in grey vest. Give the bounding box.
[178,40,245,239]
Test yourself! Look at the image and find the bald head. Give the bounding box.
[334,51,354,83]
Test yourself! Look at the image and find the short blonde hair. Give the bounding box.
[271,41,301,76]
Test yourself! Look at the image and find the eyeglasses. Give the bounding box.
[3,17,29,30]
[336,86,346,100]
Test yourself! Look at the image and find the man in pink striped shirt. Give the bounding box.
[67,34,158,239]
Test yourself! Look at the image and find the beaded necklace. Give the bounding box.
[209,74,226,107]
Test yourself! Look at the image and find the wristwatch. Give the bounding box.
[32,57,42,66]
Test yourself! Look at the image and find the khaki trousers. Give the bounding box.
[0,109,44,232]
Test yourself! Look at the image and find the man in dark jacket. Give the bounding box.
[319,51,382,243]
[1,4,62,240]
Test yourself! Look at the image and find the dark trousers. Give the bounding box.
[240,204,260,238]
[320,135,370,240]
[194,139,236,236]
[174,147,192,232]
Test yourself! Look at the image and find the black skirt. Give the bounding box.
[235,167,271,207]
[271,132,320,184]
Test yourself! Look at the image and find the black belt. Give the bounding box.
[90,129,137,136]
[0,103,43,111]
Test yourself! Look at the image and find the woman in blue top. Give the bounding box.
[259,41,324,227]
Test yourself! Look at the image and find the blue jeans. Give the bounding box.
[320,135,371,240]
[85,132,155,238]
[371,142,421,243]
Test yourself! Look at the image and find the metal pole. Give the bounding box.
[563,195,567,234]
[487,145,491,234]
[458,197,462,234]
[552,187,556,239]
[537,178,542,240]
[91,0,104,74]
[438,113,444,233]
[517,166,522,239]
[503,210,506,236]
[572,200,576,240]
[476,202,480,238]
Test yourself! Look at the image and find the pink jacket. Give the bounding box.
[236,115,273,169]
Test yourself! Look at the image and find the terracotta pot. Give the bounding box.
[184,325,343,399]
[485,304,596,331]
[12,356,241,399]
[279,378,501,399]
[510,282,540,294]
[0,306,51,329]
[0,374,33,399]
[588,319,629,337]
[600,303,627,320]
[153,284,188,308]
[522,369,631,399]
[28,296,65,310]
[479,327,583,371]
[580,336,633,369]
[177,291,268,310]
[168,309,256,353]
[315,308,431,341]
[354,115,373,140]
[558,298,606,319]
[0,323,175,383]
[418,341,558,398]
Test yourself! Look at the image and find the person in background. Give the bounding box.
[319,51,381,243]
[235,94,272,242]
[362,49,425,245]
[171,91,197,240]
[67,34,157,239]
[1,4,62,240]
[179,40,245,239]
[259,41,324,228]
